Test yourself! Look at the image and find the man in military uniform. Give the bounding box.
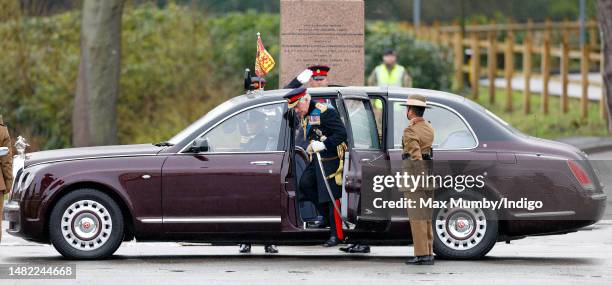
[284,65,331,89]
[0,115,13,242]
[284,87,347,247]
[400,95,435,265]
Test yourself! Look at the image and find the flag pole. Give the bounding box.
[256,32,263,92]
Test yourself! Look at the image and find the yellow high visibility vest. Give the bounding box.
[375,64,405,87]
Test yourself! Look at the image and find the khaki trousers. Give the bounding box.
[0,193,4,242]
[403,190,434,256]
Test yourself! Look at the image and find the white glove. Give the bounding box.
[310,140,326,153]
[296,69,313,84]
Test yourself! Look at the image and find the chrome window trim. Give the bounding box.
[179,100,286,154]
[389,99,480,151]
[174,151,285,155]
[139,217,281,223]
[513,211,575,218]
[27,154,160,168]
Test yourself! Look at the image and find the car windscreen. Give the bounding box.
[167,96,243,145]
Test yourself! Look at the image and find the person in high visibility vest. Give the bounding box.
[367,48,412,88]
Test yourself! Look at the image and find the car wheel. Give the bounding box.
[432,191,498,259]
[49,189,124,260]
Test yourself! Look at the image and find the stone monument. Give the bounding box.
[280,0,364,87]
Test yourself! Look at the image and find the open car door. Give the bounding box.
[336,90,392,231]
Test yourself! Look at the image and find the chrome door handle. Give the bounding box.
[141,174,151,179]
[250,161,274,166]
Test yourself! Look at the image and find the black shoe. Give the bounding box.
[348,244,370,253]
[264,245,279,254]
[339,243,356,252]
[238,244,251,253]
[405,255,434,265]
[322,236,340,247]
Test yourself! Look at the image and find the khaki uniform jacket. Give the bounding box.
[400,118,434,192]
[0,118,13,193]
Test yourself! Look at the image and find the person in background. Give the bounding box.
[368,48,412,88]
[0,115,13,242]
[284,65,331,89]
[369,48,413,141]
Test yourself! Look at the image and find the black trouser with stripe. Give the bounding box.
[299,160,343,239]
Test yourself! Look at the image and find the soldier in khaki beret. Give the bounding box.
[399,95,435,265]
[0,115,14,242]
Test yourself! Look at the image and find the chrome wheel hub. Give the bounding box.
[61,200,112,251]
[435,207,486,250]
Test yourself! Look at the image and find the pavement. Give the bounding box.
[557,136,612,153]
[480,73,603,101]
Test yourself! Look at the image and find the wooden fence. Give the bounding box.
[403,20,607,122]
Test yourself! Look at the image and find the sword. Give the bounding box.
[315,151,348,227]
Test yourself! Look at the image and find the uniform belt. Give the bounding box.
[402,153,433,160]
[320,155,338,162]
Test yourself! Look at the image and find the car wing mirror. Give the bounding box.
[191,138,210,153]
[0,146,8,157]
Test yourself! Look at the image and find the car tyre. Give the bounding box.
[432,191,498,260]
[49,189,124,260]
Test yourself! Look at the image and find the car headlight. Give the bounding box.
[12,165,42,199]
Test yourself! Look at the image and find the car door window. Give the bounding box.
[201,103,285,153]
[344,99,380,149]
[370,98,384,144]
[393,101,477,150]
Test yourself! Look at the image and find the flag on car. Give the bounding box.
[255,32,275,77]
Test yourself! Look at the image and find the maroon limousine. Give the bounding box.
[4,87,607,260]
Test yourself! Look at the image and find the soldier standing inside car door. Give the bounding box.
[400,95,435,265]
[284,87,348,247]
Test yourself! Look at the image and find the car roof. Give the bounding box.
[236,86,468,108]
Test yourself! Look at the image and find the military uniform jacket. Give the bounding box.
[284,76,303,89]
[303,101,347,202]
[400,117,434,192]
[0,120,13,193]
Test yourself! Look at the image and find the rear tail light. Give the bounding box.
[567,160,594,190]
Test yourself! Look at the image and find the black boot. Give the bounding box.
[405,255,434,265]
[339,244,356,252]
[238,244,251,253]
[340,243,370,253]
[323,236,340,247]
[264,245,279,254]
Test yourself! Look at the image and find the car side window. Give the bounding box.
[201,103,285,153]
[345,99,380,149]
[393,101,477,150]
[370,97,384,144]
